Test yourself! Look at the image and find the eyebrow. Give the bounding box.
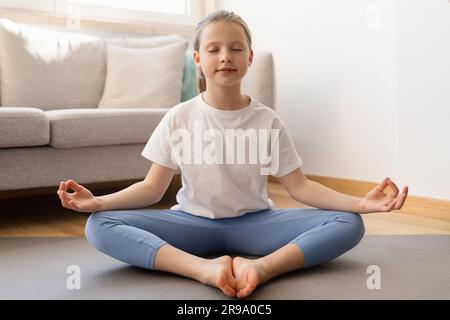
[204,41,246,47]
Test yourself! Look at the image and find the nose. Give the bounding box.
[220,51,232,63]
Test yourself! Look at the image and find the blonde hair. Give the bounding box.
[194,10,252,93]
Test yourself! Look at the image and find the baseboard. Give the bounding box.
[2,174,448,222]
[0,179,140,201]
[271,174,450,222]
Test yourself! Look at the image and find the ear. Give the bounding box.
[193,50,201,67]
[248,48,254,67]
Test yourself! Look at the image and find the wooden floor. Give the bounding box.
[1,178,449,237]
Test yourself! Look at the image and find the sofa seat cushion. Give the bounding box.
[46,108,169,148]
[0,107,49,147]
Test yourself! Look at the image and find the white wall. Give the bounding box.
[216,0,450,200]
[397,0,450,200]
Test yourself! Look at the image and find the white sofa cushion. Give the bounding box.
[0,18,186,110]
[242,51,276,109]
[46,108,170,148]
[0,107,49,147]
[98,41,188,109]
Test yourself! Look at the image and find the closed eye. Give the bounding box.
[207,49,242,53]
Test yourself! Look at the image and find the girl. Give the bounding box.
[57,10,408,299]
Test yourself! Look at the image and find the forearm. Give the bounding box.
[96,181,162,211]
[292,180,363,214]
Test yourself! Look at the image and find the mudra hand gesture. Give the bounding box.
[357,177,408,214]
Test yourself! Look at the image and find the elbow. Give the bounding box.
[151,189,165,205]
[289,179,311,202]
[141,181,164,205]
[155,193,164,204]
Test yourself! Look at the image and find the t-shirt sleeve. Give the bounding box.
[141,111,179,170]
[270,117,304,178]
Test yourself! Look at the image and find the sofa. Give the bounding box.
[0,19,276,197]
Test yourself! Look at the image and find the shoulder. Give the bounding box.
[161,96,199,125]
[249,97,286,127]
[167,96,198,115]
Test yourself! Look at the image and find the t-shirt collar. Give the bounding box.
[198,93,254,117]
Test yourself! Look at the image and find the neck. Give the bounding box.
[203,82,250,111]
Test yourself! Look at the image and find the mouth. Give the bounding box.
[216,68,237,72]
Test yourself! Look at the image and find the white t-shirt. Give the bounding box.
[141,94,303,219]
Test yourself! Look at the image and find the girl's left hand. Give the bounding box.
[357,177,408,214]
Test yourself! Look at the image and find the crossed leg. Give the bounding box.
[85,208,364,299]
[218,207,365,298]
[153,208,364,298]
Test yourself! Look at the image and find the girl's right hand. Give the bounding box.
[57,180,101,213]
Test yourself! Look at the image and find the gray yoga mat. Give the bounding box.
[0,235,449,300]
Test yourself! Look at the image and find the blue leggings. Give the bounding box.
[85,207,365,270]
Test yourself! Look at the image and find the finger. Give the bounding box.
[61,192,72,209]
[387,178,399,197]
[60,195,69,209]
[62,191,75,200]
[393,199,403,210]
[58,181,64,193]
[62,181,72,194]
[57,190,72,203]
[394,186,409,210]
[67,180,83,192]
[58,190,70,199]
[58,192,66,208]
[58,189,65,201]
[375,177,389,193]
[61,192,71,209]
[382,199,396,212]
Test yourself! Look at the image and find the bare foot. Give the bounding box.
[232,256,269,299]
[199,255,237,298]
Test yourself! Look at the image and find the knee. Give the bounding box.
[85,213,100,247]
[338,212,366,245]
[84,211,116,249]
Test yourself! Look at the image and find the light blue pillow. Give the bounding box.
[181,50,198,102]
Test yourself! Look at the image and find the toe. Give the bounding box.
[218,268,237,297]
[237,289,248,299]
[241,284,255,298]
[223,285,236,297]
[236,274,258,298]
